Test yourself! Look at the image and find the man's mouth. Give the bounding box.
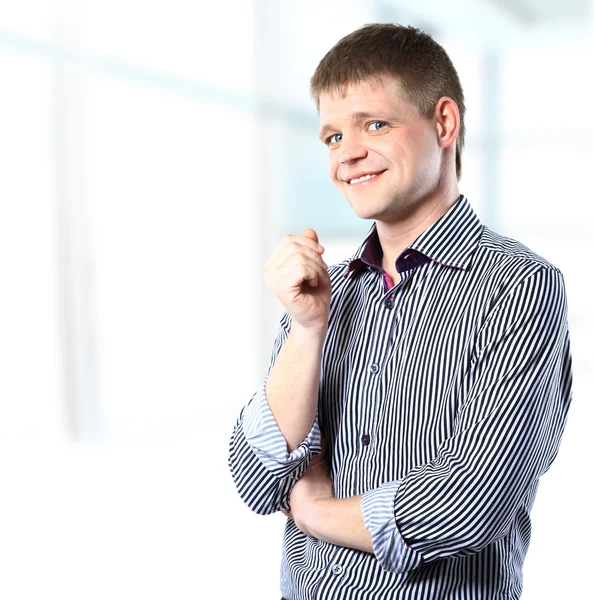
[346,170,386,185]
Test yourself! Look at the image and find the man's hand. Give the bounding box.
[262,228,331,335]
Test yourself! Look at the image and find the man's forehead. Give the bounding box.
[317,76,407,125]
[318,75,406,110]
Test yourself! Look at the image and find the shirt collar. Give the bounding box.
[346,194,483,278]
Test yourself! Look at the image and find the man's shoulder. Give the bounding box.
[478,226,563,276]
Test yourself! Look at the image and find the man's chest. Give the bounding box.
[318,269,484,490]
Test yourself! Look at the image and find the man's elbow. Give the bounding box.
[233,476,282,516]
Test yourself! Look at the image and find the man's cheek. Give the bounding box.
[328,162,340,184]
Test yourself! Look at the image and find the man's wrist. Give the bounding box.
[290,322,328,346]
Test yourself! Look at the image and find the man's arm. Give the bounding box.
[229,229,332,514]
[244,226,330,456]
[286,456,373,552]
[288,267,573,574]
[308,496,371,551]
[229,310,324,514]
[264,323,326,453]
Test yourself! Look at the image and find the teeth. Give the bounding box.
[349,173,377,184]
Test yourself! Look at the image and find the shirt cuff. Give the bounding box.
[242,377,322,479]
[361,480,423,574]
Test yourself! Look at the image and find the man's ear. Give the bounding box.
[434,96,459,150]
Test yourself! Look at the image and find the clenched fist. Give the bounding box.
[262,228,331,334]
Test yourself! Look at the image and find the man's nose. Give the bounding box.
[339,135,368,163]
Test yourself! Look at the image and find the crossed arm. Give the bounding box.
[282,452,374,554]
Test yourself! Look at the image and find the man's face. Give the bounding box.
[318,75,442,222]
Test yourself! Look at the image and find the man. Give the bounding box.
[228,23,572,600]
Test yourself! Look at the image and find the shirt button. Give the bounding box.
[361,434,370,446]
[331,564,343,575]
[384,297,394,309]
[369,363,380,374]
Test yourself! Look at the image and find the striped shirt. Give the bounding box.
[228,194,573,600]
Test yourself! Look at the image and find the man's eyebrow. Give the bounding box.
[318,111,394,141]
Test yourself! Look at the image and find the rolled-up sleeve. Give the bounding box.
[361,480,422,573]
[242,376,322,479]
[228,310,322,515]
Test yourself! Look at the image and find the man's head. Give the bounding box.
[310,23,466,181]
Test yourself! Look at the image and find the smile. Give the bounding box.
[347,171,385,186]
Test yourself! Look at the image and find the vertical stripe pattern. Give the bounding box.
[228,195,573,600]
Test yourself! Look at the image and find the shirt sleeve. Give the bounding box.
[242,375,322,478]
[360,266,573,574]
[360,480,422,573]
[228,310,323,515]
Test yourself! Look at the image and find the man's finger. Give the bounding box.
[301,228,319,244]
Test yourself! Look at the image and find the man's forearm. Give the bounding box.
[304,496,374,554]
[265,324,326,453]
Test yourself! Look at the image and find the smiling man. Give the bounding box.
[228,23,573,600]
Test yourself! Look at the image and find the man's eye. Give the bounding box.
[327,133,342,145]
[369,121,387,131]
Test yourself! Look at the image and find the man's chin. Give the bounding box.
[348,203,382,221]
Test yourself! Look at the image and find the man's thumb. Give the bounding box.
[301,228,319,243]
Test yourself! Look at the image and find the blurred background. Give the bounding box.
[0,0,591,598]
